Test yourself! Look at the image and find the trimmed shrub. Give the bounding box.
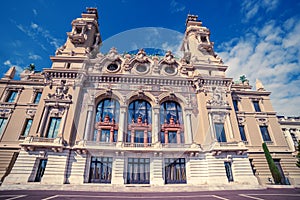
[262,143,282,184]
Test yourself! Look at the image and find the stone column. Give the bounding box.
[118,106,127,143]
[58,105,69,139]
[226,114,234,139]
[144,130,148,145]
[84,105,94,141]
[208,112,215,141]
[153,106,160,144]
[184,108,193,144]
[37,105,49,137]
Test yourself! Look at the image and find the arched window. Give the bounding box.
[160,101,183,124]
[126,100,152,145]
[160,101,184,144]
[128,100,151,124]
[94,98,120,142]
[95,99,120,123]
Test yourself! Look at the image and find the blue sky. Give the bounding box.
[0,0,299,116]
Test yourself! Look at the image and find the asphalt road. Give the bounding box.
[0,188,299,200]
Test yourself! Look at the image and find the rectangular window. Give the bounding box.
[46,117,61,138]
[134,130,144,143]
[147,131,152,143]
[100,129,111,142]
[6,91,17,103]
[168,131,177,143]
[126,131,131,143]
[160,131,165,143]
[89,157,112,183]
[224,162,234,182]
[239,125,247,142]
[233,100,239,112]
[253,101,261,112]
[127,158,150,184]
[165,158,186,184]
[260,126,271,142]
[21,119,33,137]
[33,92,42,104]
[215,123,227,142]
[0,118,8,139]
[34,159,47,182]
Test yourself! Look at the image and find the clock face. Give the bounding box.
[107,63,119,72]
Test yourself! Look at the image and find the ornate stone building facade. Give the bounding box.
[0,8,299,187]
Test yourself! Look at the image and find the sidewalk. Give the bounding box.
[0,183,267,192]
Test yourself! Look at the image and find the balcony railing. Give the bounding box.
[86,141,117,146]
[161,143,190,148]
[30,137,55,143]
[123,143,153,148]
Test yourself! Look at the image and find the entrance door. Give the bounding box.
[273,159,289,185]
[164,158,186,184]
[224,162,234,182]
[34,159,47,182]
[89,157,112,183]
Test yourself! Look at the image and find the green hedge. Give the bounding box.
[262,143,282,184]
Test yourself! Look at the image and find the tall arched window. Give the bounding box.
[95,99,120,123]
[126,100,152,145]
[160,101,182,124]
[94,98,120,142]
[160,101,184,144]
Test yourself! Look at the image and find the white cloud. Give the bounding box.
[4,60,12,66]
[33,9,37,16]
[217,17,300,116]
[28,53,41,60]
[31,22,38,29]
[241,0,279,22]
[170,0,186,13]
[14,20,62,51]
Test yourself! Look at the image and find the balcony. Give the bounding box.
[210,141,248,155]
[20,136,65,152]
[74,140,200,153]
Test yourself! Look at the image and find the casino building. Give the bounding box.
[0,8,299,187]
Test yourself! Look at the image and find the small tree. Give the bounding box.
[262,143,282,184]
[297,140,300,168]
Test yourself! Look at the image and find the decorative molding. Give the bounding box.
[256,117,269,125]
[212,113,227,123]
[207,86,229,108]
[47,80,72,102]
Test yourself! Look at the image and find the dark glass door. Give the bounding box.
[127,158,150,184]
[89,157,112,183]
[165,158,186,184]
[224,162,234,182]
[34,159,47,182]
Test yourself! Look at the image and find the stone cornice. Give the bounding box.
[50,56,88,62]
[0,80,44,86]
[232,90,271,96]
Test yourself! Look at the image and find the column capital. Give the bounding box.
[184,107,193,115]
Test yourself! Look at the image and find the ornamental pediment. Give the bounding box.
[90,48,193,77]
